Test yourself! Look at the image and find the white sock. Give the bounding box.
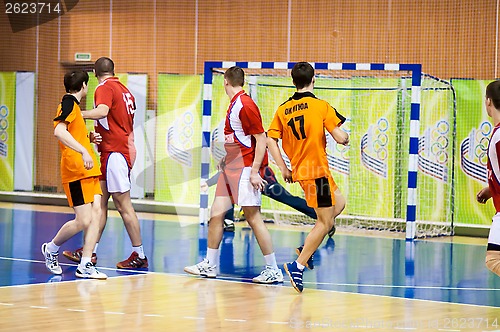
[295,260,305,271]
[80,256,91,268]
[264,253,278,270]
[93,242,99,254]
[133,245,145,259]
[47,241,60,253]
[207,248,219,266]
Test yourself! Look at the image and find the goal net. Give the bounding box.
[200,62,455,239]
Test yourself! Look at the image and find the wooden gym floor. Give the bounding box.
[0,202,499,331]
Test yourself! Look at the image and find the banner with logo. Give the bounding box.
[452,79,494,226]
[155,74,202,204]
[416,80,455,222]
[0,72,16,191]
[348,77,400,219]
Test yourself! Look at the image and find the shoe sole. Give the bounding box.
[75,271,107,280]
[252,278,284,284]
[295,248,313,270]
[41,243,62,275]
[283,263,302,293]
[183,267,216,278]
[116,265,149,269]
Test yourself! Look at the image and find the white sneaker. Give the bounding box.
[252,266,284,284]
[41,243,62,275]
[75,262,108,280]
[223,219,235,232]
[184,258,217,278]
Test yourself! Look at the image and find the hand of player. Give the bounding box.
[281,167,293,183]
[81,150,94,170]
[340,134,349,146]
[217,157,226,171]
[200,181,209,192]
[89,131,102,144]
[250,171,268,191]
[331,127,349,146]
[477,186,492,204]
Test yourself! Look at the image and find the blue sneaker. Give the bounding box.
[283,261,304,293]
[295,246,315,270]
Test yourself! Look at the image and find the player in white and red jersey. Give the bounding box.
[63,57,148,270]
[185,66,283,283]
[476,80,500,277]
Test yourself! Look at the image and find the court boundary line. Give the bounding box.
[0,256,500,309]
[1,255,499,293]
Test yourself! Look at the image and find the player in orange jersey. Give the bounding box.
[63,57,148,270]
[41,70,107,280]
[476,80,500,277]
[267,62,349,292]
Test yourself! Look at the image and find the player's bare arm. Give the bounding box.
[267,136,293,183]
[331,127,349,146]
[81,104,110,120]
[250,132,268,191]
[477,186,492,204]
[54,122,94,170]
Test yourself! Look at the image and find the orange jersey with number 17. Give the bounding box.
[267,91,345,181]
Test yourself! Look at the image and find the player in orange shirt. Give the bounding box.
[267,62,349,292]
[63,57,148,270]
[41,70,107,280]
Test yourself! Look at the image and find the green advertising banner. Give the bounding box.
[0,72,16,191]
[417,80,454,222]
[349,77,399,219]
[155,74,202,204]
[452,79,494,226]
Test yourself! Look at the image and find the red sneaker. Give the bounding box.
[62,247,97,265]
[116,251,148,269]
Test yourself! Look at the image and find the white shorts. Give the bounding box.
[105,152,131,193]
[215,166,262,206]
[488,213,500,248]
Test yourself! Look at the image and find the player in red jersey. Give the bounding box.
[476,80,500,277]
[184,66,282,283]
[63,57,148,270]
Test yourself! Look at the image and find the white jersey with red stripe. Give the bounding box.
[487,124,500,213]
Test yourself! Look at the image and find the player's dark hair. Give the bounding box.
[63,70,89,93]
[94,57,115,77]
[291,62,314,89]
[224,66,245,87]
[486,80,500,109]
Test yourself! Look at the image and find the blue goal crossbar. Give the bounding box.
[199,61,422,240]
